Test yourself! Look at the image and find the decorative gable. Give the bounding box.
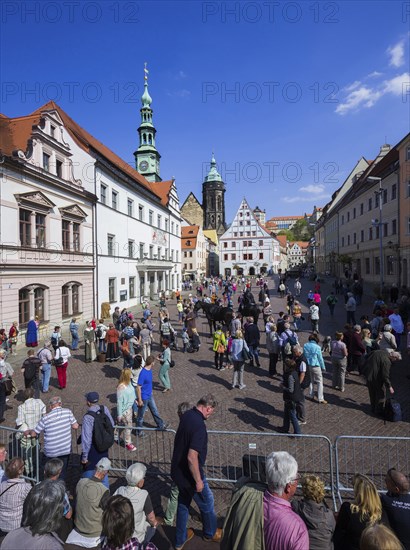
[59,204,87,221]
[15,191,55,212]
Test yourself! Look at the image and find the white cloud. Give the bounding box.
[382,72,410,95]
[387,40,405,68]
[335,73,409,115]
[299,184,326,194]
[283,194,329,203]
[345,80,362,92]
[367,71,383,78]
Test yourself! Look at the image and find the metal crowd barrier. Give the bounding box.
[334,435,410,505]
[205,430,337,509]
[71,426,177,479]
[0,426,40,483]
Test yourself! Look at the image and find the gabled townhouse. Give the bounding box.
[219,198,280,277]
[181,225,207,281]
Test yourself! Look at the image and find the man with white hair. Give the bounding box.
[222,451,309,549]
[66,457,111,547]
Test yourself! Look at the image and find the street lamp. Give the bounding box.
[368,176,384,296]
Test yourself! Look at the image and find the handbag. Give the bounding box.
[217,343,225,354]
[3,378,13,396]
[170,359,175,368]
[242,345,251,361]
[53,348,64,367]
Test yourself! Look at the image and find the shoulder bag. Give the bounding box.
[53,348,64,367]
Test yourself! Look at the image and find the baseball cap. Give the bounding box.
[96,458,111,471]
[85,392,99,403]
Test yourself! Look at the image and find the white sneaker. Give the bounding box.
[239,384,246,390]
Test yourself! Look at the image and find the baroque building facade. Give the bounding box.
[0,69,182,329]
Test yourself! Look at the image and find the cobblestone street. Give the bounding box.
[2,276,409,549]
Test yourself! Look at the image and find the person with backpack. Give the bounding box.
[53,339,71,390]
[21,350,42,398]
[50,326,61,352]
[81,392,115,488]
[280,359,302,434]
[280,323,299,362]
[326,292,338,317]
[95,319,108,353]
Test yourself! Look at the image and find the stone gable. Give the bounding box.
[180,193,204,227]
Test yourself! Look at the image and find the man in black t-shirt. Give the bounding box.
[381,468,410,549]
[171,394,221,550]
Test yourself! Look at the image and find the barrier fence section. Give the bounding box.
[71,426,177,479]
[334,435,410,504]
[0,426,40,483]
[205,431,337,510]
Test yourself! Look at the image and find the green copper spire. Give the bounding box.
[141,62,152,107]
[205,152,222,182]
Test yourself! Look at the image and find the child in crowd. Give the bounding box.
[181,328,190,353]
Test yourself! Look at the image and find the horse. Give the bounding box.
[193,300,233,334]
[239,290,261,324]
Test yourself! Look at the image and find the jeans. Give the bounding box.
[41,363,51,392]
[248,344,260,366]
[98,339,107,353]
[311,319,319,333]
[175,478,217,547]
[136,395,165,433]
[293,317,302,330]
[309,366,324,401]
[328,304,335,316]
[71,331,79,350]
[283,401,301,434]
[268,353,279,376]
[296,394,306,422]
[346,311,356,325]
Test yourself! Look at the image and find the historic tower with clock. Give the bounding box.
[134,64,161,182]
[202,153,227,237]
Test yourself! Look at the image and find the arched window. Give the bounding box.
[143,133,147,144]
[62,285,69,316]
[148,134,152,144]
[19,289,30,326]
[34,288,44,321]
[72,284,80,314]
[217,196,222,211]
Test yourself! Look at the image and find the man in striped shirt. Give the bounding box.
[27,395,78,480]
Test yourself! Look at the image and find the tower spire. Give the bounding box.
[134,63,161,182]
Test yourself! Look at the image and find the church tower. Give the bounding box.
[202,153,227,237]
[134,63,161,182]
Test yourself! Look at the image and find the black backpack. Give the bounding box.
[87,406,115,452]
[23,357,40,380]
[95,327,103,338]
[51,335,58,347]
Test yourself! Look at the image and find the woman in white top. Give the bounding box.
[114,463,158,543]
[54,339,71,390]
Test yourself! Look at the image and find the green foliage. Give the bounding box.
[277,229,295,240]
[292,219,314,240]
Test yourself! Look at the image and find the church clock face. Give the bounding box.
[139,160,148,171]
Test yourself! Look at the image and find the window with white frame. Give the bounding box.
[108,234,115,256]
[112,190,118,210]
[108,278,116,302]
[127,199,134,217]
[100,184,107,205]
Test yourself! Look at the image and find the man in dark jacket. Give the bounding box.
[244,317,261,367]
[21,350,42,398]
[347,325,366,374]
[381,468,410,549]
[363,350,398,415]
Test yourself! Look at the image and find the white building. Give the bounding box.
[219,198,280,277]
[287,241,309,267]
[0,72,182,326]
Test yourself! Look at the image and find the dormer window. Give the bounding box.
[50,125,55,138]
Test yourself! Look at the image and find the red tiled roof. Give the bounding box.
[268,216,304,221]
[1,101,163,203]
[181,225,199,249]
[151,179,174,207]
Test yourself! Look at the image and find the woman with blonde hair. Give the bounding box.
[292,474,335,549]
[360,523,403,550]
[116,369,137,452]
[334,474,389,550]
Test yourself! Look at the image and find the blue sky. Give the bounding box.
[1,0,409,221]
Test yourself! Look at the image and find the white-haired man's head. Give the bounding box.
[266,451,299,498]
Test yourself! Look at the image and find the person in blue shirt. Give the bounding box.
[136,356,169,437]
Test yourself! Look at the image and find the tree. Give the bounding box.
[277,229,294,240]
[292,219,314,241]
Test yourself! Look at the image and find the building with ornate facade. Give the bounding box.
[0,68,182,328]
[219,198,280,277]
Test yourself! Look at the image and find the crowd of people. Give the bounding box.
[0,272,409,549]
